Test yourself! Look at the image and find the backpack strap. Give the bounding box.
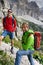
[3,17,6,27]
[12,17,15,27]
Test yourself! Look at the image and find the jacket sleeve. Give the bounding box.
[22,34,34,50]
[13,18,17,31]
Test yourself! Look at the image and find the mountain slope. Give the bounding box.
[16,15,43,29]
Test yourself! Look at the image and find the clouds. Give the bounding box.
[28,0,43,8]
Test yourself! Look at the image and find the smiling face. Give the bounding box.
[22,23,29,32]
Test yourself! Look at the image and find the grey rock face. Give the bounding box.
[0,0,40,19]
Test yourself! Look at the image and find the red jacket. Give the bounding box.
[3,16,17,32]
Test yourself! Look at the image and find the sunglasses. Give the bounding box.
[8,10,12,13]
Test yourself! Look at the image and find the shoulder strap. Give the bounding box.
[12,17,14,27]
[28,33,34,37]
[3,17,6,22]
[3,17,6,26]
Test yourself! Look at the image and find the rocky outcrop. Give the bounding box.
[39,7,43,19]
[0,0,40,19]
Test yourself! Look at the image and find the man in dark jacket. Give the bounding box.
[0,9,17,54]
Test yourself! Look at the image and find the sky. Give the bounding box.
[28,0,43,8]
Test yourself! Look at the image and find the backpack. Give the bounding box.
[34,32,41,50]
[28,31,41,50]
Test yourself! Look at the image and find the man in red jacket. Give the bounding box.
[0,9,17,54]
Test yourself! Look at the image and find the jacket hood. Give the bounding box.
[28,29,34,34]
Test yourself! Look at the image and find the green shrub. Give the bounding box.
[33,51,43,65]
[0,51,14,65]
[3,36,22,50]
